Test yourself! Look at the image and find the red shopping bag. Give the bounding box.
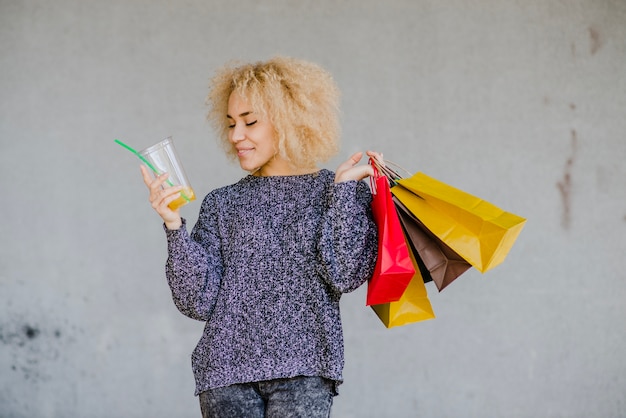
[367,162,415,306]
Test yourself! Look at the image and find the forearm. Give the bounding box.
[165,224,220,321]
[319,181,378,293]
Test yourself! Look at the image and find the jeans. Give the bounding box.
[198,376,335,418]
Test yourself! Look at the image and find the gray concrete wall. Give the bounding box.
[1,1,625,417]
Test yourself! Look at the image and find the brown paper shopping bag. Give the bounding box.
[393,197,472,291]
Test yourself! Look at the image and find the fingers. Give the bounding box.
[151,185,183,209]
[149,185,183,227]
[140,166,177,199]
[140,165,153,186]
[141,165,169,190]
[348,151,364,165]
[150,187,181,209]
[139,165,183,223]
[334,151,377,183]
[365,150,384,167]
[152,197,182,222]
[335,152,363,175]
[348,164,375,181]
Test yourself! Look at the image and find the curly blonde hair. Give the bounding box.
[206,56,341,170]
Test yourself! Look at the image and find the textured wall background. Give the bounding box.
[1,1,625,417]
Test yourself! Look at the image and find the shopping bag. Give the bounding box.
[371,247,436,328]
[392,173,526,273]
[393,197,472,291]
[367,168,415,306]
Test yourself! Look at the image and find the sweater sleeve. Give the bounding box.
[165,194,223,321]
[317,180,378,294]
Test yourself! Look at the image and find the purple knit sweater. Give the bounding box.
[164,169,377,396]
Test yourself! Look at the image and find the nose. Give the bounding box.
[230,123,245,143]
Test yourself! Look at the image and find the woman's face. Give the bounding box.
[227,92,290,176]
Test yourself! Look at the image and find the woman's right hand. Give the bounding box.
[334,150,384,183]
[140,165,183,230]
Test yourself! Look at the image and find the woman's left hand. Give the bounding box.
[334,151,383,183]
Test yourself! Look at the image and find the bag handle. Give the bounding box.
[369,157,411,187]
[369,157,381,194]
[384,159,412,178]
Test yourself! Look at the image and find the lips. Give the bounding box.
[236,147,254,157]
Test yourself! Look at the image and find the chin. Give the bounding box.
[239,163,258,173]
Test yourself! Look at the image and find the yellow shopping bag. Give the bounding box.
[371,249,436,328]
[392,172,526,273]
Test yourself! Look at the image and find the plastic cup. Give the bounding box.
[139,137,196,210]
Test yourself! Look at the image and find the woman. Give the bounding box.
[141,56,379,417]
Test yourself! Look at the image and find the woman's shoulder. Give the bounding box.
[317,168,335,181]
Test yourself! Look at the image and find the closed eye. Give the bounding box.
[227,120,257,129]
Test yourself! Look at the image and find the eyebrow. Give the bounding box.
[226,111,252,119]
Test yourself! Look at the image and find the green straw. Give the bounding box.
[114,139,190,202]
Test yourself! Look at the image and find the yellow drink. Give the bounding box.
[168,186,196,210]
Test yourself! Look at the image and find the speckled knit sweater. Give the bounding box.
[164,169,378,396]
